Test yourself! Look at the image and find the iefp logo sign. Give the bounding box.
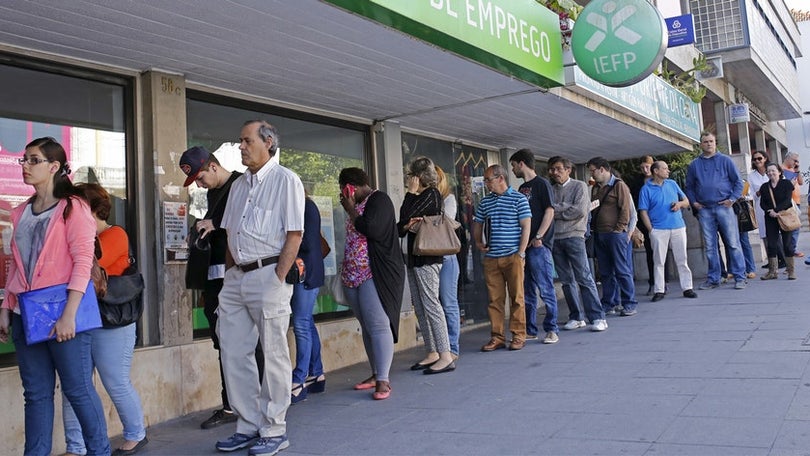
[571,0,667,87]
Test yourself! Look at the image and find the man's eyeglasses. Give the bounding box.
[483,175,502,183]
[17,157,50,166]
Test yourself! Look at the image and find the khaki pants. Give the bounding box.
[217,265,292,438]
[483,253,526,343]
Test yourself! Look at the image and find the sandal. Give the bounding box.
[291,383,307,404]
[372,380,391,400]
[305,375,326,394]
[353,375,376,390]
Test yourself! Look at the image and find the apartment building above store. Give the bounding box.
[691,0,802,121]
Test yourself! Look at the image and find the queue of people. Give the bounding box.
[1,128,803,456]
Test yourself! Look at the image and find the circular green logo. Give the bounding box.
[571,0,667,87]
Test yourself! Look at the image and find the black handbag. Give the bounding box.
[732,198,757,232]
[98,271,145,327]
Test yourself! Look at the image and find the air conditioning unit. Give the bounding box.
[697,55,723,80]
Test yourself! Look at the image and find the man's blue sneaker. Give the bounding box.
[216,432,259,452]
[248,435,289,456]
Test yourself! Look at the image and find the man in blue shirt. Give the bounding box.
[685,131,746,290]
[639,161,698,302]
[473,165,532,352]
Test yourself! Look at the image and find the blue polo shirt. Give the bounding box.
[638,179,686,229]
[474,186,531,258]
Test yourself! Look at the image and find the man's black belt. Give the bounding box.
[236,256,279,272]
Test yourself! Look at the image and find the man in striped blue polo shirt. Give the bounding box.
[473,165,532,351]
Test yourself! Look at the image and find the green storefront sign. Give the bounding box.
[325,0,564,88]
[571,0,667,87]
[572,67,700,141]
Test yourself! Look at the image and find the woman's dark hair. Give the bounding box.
[750,150,770,170]
[25,137,86,220]
[76,182,112,221]
[765,161,783,177]
[339,167,370,187]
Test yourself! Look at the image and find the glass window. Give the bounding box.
[0,60,129,364]
[186,94,367,336]
[401,132,492,324]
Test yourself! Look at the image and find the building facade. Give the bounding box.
[0,1,801,452]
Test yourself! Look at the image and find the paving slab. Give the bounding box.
[112,236,810,456]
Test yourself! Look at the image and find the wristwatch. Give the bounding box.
[518,251,526,259]
[535,233,544,241]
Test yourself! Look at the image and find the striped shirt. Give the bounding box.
[473,186,531,258]
[221,159,305,265]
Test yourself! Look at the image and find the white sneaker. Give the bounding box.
[562,320,586,330]
[591,319,608,332]
[542,332,559,344]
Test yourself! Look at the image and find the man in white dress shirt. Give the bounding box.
[214,120,305,456]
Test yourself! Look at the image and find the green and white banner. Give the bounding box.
[325,0,565,88]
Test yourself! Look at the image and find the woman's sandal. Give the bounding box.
[353,375,376,390]
[372,380,391,400]
[305,375,326,393]
[291,383,308,404]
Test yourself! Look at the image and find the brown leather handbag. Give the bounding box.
[412,214,462,256]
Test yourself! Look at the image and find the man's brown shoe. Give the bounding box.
[481,339,506,352]
[509,339,525,351]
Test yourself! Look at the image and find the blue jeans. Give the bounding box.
[552,237,604,322]
[593,232,638,311]
[739,230,756,274]
[439,255,460,355]
[791,221,800,254]
[11,314,110,456]
[344,278,394,382]
[63,323,145,454]
[524,245,558,334]
[290,284,324,384]
[698,205,745,283]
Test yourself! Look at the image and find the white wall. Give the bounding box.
[787,21,810,175]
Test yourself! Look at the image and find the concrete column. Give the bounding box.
[377,121,405,208]
[754,129,766,152]
[738,122,751,155]
[737,122,751,173]
[500,148,517,188]
[714,102,732,154]
[769,139,781,162]
[141,70,192,346]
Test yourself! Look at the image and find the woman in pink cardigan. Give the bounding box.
[0,137,110,456]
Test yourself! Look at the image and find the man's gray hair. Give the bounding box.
[244,120,280,154]
[785,151,799,160]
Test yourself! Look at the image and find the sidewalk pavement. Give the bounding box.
[127,242,810,456]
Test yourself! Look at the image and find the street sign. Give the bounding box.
[665,14,695,47]
[570,0,667,87]
[728,103,750,123]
